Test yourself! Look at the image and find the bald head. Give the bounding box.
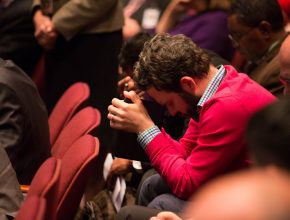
[279,35,290,95]
[182,169,290,220]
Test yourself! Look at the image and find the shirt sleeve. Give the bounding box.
[137,125,161,150]
[0,148,23,219]
[0,83,25,155]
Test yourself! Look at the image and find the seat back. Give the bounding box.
[55,135,100,220]
[51,106,101,158]
[14,195,46,220]
[26,157,61,220]
[49,82,90,145]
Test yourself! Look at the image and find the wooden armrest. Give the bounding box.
[20,185,30,193]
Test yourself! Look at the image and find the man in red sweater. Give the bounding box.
[108,33,275,218]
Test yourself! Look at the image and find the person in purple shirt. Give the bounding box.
[156,0,234,61]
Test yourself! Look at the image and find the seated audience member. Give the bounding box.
[278,0,290,31]
[0,147,23,220]
[111,32,232,193]
[279,35,290,95]
[228,0,287,96]
[122,0,170,39]
[0,58,50,185]
[156,0,234,61]
[109,33,275,219]
[151,97,290,220]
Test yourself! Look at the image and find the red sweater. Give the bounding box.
[146,65,276,200]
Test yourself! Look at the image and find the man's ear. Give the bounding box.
[180,76,197,94]
[258,21,272,39]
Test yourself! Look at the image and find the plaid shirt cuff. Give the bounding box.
[137,125,161,150]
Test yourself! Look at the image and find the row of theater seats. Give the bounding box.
[15,82,101,220]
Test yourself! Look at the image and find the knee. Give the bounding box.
[147,194,169,210]
[139,174,161,195]
[115,206,133,220]
[148,194,186,212]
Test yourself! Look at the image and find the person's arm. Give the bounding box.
[0,148,23,220]
[33,9,58,50]
[155,0,192,33]
[0,83,25,154]
[0,83,24,218]
[123,17,141,40]
[106,158,133,190]
[52,0,118,40]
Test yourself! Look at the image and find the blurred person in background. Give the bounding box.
[279,34,290,95]
[156,0,234,61]
[0,58,50,185]
[32,1,124,200]
[122,0,170,40]
[228,0,287,96]
[0,147,23,220]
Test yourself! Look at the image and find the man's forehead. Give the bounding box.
[228,14,249,30]
[146,87,174,103]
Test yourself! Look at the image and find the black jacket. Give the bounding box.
[0,58,50,184]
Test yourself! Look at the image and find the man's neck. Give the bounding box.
[196,65,219,96]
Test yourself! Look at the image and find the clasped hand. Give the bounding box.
[33,10,58,50]
[107,90,154,133]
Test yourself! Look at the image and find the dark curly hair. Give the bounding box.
[134,33,210,92]
[118,32,152,73]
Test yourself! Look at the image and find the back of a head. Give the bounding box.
[230,0,284,32]
[184,169,290,220]
[118,32,152,72]
[134,33,210,92]
[246,97,290,171]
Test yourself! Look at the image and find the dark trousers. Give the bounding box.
[115,205,161,220]
[114,174,185,220]
[138,174,187,212]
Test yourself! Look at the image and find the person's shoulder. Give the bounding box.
[198,10,228,21]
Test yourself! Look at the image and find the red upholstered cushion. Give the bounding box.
[15,196,46,220]
[26,157,61,220]
[49,82,90,146]
[55,135,99,220]
[51,106,101,158]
